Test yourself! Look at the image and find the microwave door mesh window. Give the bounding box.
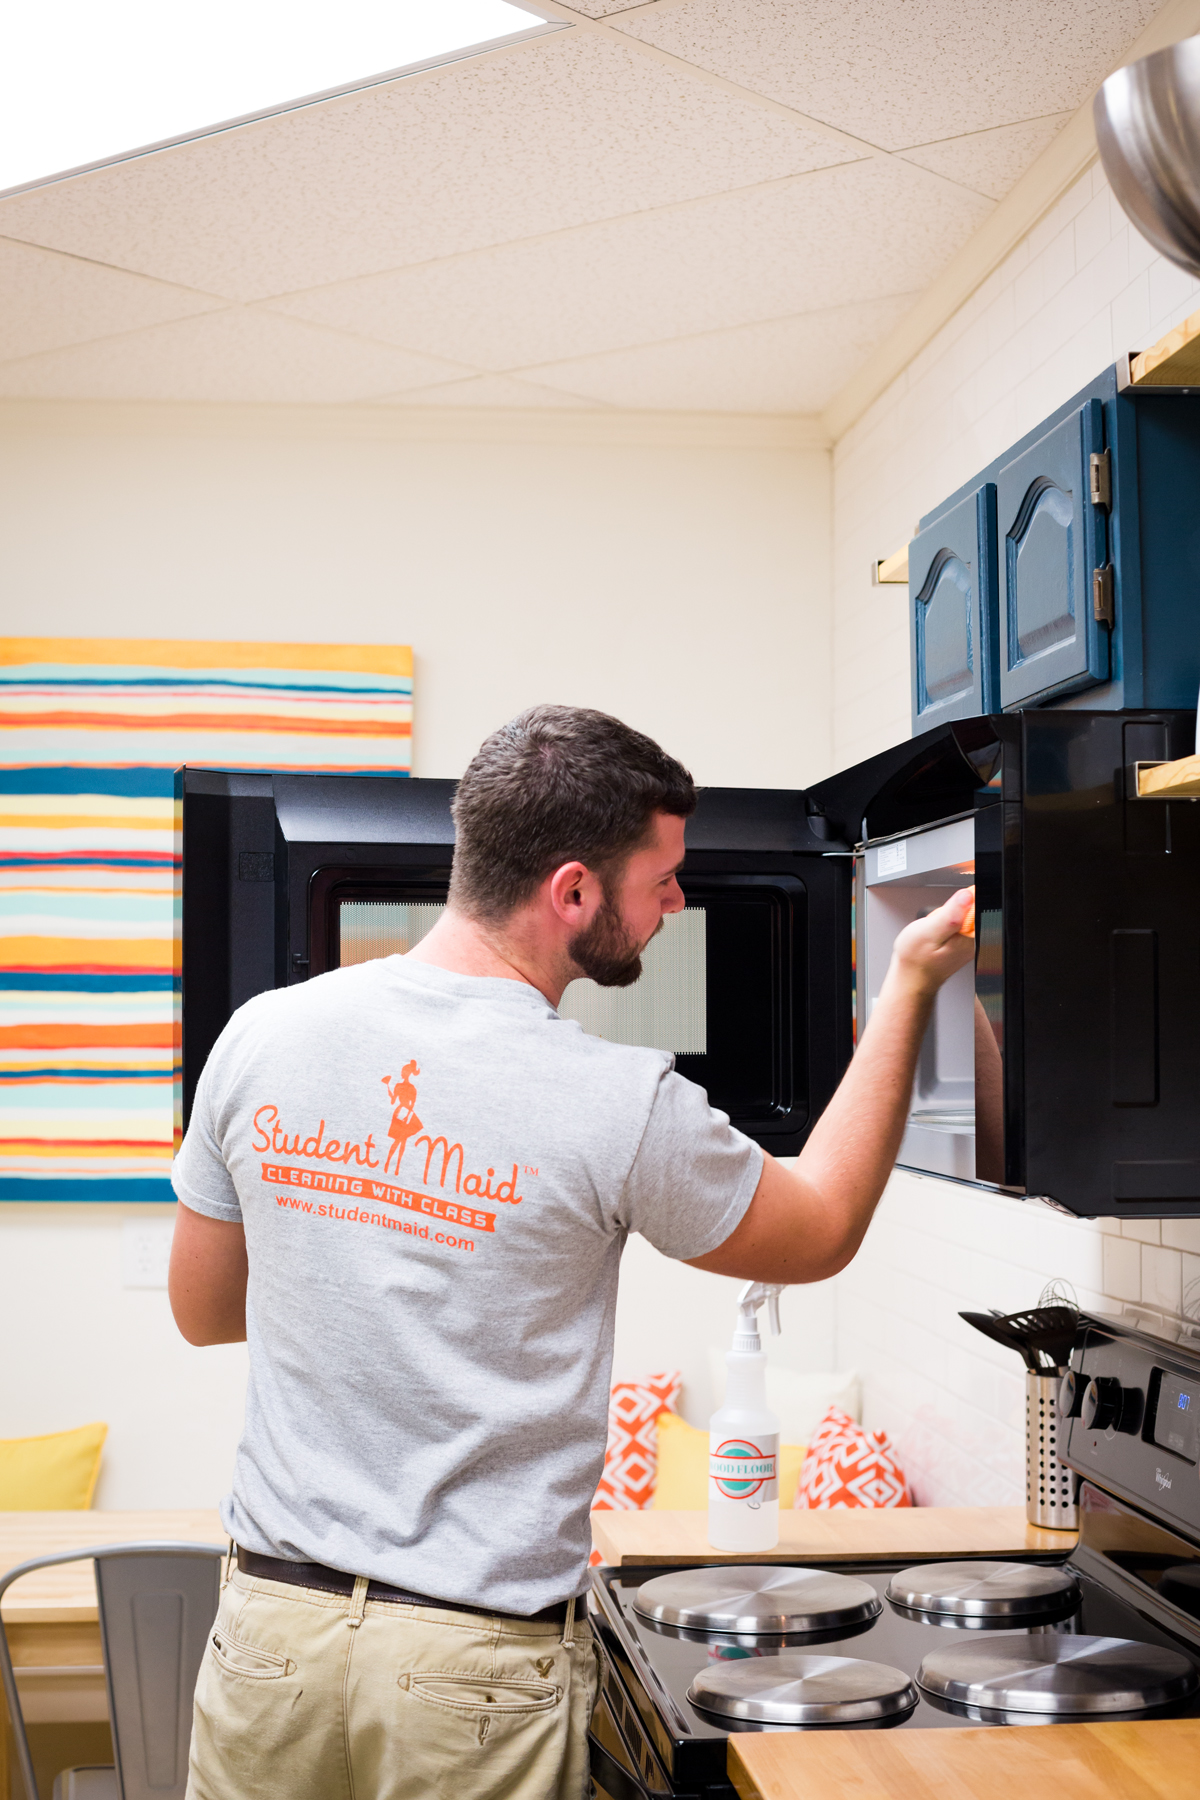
[339,901,445,963]
[337,901,707,1059]
[559,907,706,1055]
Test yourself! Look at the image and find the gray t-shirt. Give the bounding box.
[172,955,761,1612]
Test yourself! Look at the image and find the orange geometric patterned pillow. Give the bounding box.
[794,1405,911,1509]
[592,1371,682,1512]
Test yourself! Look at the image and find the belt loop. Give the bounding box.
[223,1541,236,1591]
[561,1595,575,1650]
[346,1575,369,1630]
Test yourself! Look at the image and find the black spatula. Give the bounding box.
[960,1305,1079,1373]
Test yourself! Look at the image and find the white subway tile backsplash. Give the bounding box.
[1162,1220,1200,1254]
[1103,1235,1142,1303]
[1074,188,1113,270]
[1110,273,1151,355]
[1147,257,1200,328]
[1121,1218,1161,1244]
[1142,1246,1183,1316]
[1041,223,1077,302]
[1183,1255,1200,1324]
[1012,258,1046,329]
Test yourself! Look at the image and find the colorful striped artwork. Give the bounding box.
[0,638,412,1202]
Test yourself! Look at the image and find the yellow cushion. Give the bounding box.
[0,1423,107,1510]
[653,1411,806,1510]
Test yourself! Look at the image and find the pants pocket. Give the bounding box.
[400,1671,560,1715]
[210,1631,295,1680]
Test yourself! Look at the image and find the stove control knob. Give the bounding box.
[1081,1377,1144,1433]
[1057,1370,1083,1419]
[1081,1376,1121,1430]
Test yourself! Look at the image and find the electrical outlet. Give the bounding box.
[121,1219,175,1289]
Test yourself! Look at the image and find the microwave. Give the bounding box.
[175,769,853,1157]
[809,707,1200,1218]
[178,711,1200,1219]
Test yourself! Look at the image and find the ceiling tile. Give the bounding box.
[527,294,917,411]
[0,236,221,362]
[556,1,652,14]
[379,373,606,407]
[618,0,1162,152]
[0,309,475,404]
[0,30,857,303]
[266,158,990,373]
[901,114,1072,201]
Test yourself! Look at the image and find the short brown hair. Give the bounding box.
[449,705,695,922]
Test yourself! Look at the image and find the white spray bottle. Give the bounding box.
[708,1281,784,1552]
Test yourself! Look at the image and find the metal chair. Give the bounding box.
[0,1542,225,1800]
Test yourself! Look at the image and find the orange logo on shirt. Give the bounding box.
[381,1061,423,1174]
[251,1063,523,1210]
[380,1062,523,1205]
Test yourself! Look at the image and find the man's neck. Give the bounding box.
[406,906,573,1008]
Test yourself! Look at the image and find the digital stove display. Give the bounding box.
[1154,1372,1200,1463]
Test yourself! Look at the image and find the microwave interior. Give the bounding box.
[859,816,998,1184]
[317,871,807,1144]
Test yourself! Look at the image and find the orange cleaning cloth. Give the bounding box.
[960,900,976,938]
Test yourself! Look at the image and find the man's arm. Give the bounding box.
[689,886,975,1284]
[169,1201,249,1345]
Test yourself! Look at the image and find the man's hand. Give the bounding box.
[690,885,978,1285]
[889,887,976,998]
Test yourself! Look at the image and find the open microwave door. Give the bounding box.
[177,771,854,1158]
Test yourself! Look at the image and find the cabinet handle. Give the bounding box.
[1089,449,1112,509]
[1093,564,1115,627]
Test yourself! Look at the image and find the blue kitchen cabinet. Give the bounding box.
[909,483,998,728]
[909,365,1200,732]
[995,397,1108,708]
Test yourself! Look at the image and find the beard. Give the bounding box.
[568,890,657,988]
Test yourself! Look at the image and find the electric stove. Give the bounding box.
[587,1312,1200,1799]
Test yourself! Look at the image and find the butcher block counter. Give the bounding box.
[727,1719,1200,1799]
[589,1505,1076,1566]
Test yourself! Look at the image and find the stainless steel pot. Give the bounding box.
[1096,37,1200,277]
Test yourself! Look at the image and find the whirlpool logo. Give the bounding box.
[1155,1467,1173,1491]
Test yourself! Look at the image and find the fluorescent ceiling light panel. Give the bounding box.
[0,0,558,197]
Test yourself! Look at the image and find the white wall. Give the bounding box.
[0,404,831,1505]
[830,162,1200,1504]
[0,407,831,789]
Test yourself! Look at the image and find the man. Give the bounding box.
[170,705,973,1800]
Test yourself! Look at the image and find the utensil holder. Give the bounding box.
[1026,1371,1077,1529]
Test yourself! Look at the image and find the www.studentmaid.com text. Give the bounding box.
[275,1193,476,1251]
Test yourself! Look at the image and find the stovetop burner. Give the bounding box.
[634,1565,881,1643]
[886,1560,1080,1627]
[688,1652,918,1727]
[918,1633,1199,1719]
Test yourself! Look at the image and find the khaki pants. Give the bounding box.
[187,1568,599,1800]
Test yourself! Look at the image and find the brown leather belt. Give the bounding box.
[236,1547,581,1625]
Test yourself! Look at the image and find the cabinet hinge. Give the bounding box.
[1093,563,1115,627]
[1089,449,1112,509]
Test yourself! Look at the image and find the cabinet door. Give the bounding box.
[996,398,1109,708]
[909,484,998,732]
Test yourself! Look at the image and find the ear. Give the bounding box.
[546,859,601,926]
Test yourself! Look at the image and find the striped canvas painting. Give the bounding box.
[0,638,412,1202]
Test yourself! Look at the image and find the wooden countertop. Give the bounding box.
[0,1510,225,1623]
[728,1719,1200,1799]
[589,1507,1076,1567]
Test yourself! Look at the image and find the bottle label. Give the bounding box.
[709,1434,779,1502]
